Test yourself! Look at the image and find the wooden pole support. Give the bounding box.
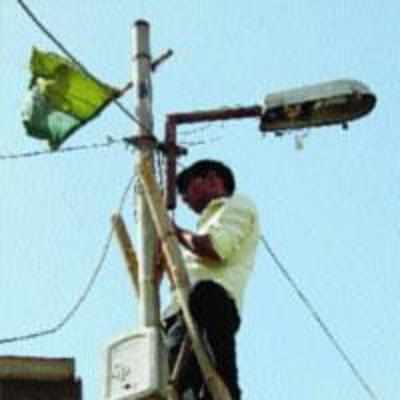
[170,335,191,388]
[112,214,139,296]
[166,386,180,400]
[138,158,232,400]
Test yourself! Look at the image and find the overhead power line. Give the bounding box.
[0,133,222,162]
[0,137,126,161]
[0,174,135,345]
[260,235,380,400]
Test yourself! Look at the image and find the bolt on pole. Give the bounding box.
[133,20,160,328]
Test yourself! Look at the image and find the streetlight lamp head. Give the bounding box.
[259,79,376,132]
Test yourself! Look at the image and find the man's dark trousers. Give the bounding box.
[165,281,241,399]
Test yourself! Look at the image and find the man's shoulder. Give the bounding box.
[226,193,258,213]
[202,194,258,222]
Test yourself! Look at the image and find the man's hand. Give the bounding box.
[173,222,222,263]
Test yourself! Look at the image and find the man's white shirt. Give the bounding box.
[183,193,260,314]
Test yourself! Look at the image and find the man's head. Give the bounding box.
[176,160,235,213]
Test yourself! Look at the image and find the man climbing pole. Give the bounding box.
[161,159,260,400]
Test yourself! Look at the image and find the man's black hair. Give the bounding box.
[176,160,235,196]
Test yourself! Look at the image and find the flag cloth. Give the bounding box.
[22,48,120,150]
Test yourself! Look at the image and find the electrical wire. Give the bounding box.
[180,135,223,147]
[0,174,135,345]
[0,136,126,161]
[180,123,215,136]
[260,234,380,400]
[0,129,225,163]
[16,0,152,136]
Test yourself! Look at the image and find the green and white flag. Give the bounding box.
[22,48,120,150]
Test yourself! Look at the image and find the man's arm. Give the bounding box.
[174,223,222,263]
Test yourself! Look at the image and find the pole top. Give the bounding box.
[135,19,150,27]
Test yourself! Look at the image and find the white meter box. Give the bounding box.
[104,327,167,400]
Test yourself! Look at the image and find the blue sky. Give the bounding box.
[1,1,399,399]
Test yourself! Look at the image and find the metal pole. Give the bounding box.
[133,20,159,327]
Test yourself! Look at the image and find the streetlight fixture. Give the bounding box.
[260,79,376,133]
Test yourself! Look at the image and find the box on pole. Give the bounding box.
[104,328,167,400]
